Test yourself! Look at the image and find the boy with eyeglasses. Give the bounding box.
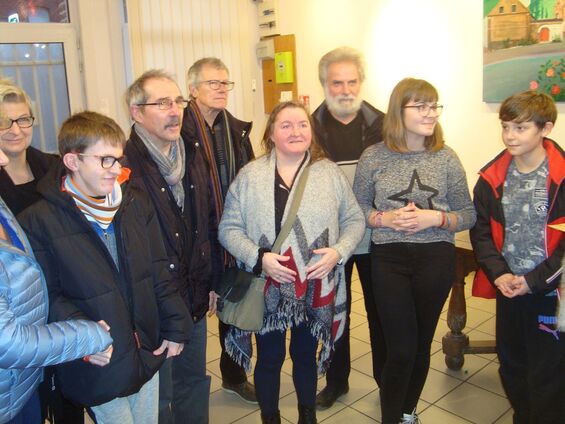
[470,91,564,423]
[18,111,191,424]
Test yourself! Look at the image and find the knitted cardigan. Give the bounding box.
[219,151,365,372]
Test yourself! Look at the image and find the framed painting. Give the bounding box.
[483,0,565,102]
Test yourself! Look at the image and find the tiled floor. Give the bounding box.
[206,269,514,424]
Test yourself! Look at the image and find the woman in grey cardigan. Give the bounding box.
[219,101,364,424]
[353,78,476,424]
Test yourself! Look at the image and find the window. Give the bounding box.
[499,6,504,13]
[1,0,69,23]
[512,4,517,13]
[0,5,82,153]
[0,43,71,152]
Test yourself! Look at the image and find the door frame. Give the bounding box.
[0,22,84,113]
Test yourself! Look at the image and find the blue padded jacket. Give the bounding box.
[0,198,112,424]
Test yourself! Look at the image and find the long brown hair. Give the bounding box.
[261,101,325,162]
[383,78,444,153]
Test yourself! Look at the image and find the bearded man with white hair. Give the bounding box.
[313,46,386,410]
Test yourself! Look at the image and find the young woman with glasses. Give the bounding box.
[353,78,476,424]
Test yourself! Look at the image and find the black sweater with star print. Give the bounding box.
[353,142,476,245]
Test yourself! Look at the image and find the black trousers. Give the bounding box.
[39,367,86,424]
[496,291,565,424]
[219,320,248,385]
[371,242,455,424]
[324,253,386,389]
[255,323,318,416]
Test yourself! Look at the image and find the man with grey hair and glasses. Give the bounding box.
[313,46,386,410]
[124,69,219,423]
[181,57,256,404]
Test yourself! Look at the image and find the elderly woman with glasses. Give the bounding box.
[353,78,476,424]
[0,79,58,216]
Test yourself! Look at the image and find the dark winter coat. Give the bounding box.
[125,128,220,322]
[17,163,191,406]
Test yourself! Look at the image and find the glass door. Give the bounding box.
[0,1,82,153]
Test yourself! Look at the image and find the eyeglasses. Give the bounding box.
[200,80,235,91]
[0,116,35,130]
[78,154,126,169]
[403,103,444,116]
[136,97,188,110]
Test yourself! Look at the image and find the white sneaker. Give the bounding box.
[400,408,421,424]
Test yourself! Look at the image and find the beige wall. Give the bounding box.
[82,0,565,185]
[270,0,565,187]
[125,0,264,149]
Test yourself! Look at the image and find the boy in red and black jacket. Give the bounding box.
[470,91,564,424]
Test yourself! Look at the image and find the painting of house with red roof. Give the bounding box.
[484,0,565,102]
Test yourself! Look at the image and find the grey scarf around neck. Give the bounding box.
[134,123,186,210]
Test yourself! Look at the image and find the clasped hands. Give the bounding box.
[262,248,341,282]
[370,202,438,233]
[84,320,113,366]
[494,273,531,298]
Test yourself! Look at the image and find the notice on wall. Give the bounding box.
[275,51,294,84]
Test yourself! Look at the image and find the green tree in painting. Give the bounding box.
[529,0,558,19]
[484,0,500,17]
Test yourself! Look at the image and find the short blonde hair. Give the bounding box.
[383,78,444,153]
[0,78,33,116]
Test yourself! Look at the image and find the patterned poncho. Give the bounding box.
[219,151,365,373]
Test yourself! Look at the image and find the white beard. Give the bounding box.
[325,89,362,120]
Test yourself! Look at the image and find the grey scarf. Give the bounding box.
[134,123,186,210]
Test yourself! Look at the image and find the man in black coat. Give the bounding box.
[182,57,256,404]
[313,47,386,410]
[125,69,220,424]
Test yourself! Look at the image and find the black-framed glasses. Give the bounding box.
[135,97,188,110]
[403,103,444,116]
[78,154,126,169]
[0,116,35,130]
[200,80,235,91]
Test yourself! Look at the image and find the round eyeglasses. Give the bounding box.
[135,97,188,111]
[78,154,126,169]
[403,104,444,117]
[0,116,35,130]
[200,80,235,91]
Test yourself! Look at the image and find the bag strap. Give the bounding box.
[271,164,310,254]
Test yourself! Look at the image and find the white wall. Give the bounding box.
[125,0,264,149]
[273,0,565,185]
[76,0,130,132]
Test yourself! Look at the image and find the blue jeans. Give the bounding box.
[7,390,41,424]
[91,372,159,424]
[254,323,318,416]
[159,317,211,424]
